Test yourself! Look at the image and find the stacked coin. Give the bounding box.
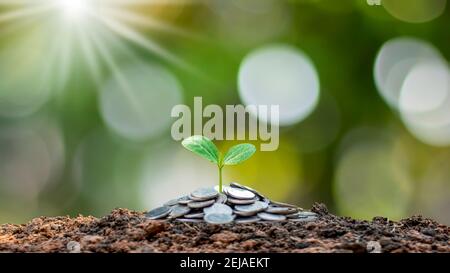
[145,183,318,224]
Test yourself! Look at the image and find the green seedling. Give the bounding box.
[181,135,256,193]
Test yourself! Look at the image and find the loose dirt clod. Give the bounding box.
[0,204,448,253]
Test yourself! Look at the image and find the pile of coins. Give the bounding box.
[146,182,318,224]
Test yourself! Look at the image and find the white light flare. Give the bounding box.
[58,0,91,20]
[0,0,198,118]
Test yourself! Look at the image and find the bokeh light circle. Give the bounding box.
[334,131,413,220]
[238,45,320,126]
[0,35,51,118]
[400,61,449,114]
[140,144,217,208]
[100,62,183,141]
[0,122,61,201]
[73,129,144,214]
[0,117,65,222]
[374,37,443,109]
[415,153,450,225]
[399,61,450,146]
[383,0,447,23]
[223,139,303,202]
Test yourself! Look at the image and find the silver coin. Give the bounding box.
[188,199,216,209]
[214,185,231,193]
[235,216,261,224]
[184,212,205,219]
[230,182,267,199]
[176,218,203,223]
[265,206,298,215]
[204,213,235,224]
[203,203,233,215]
[164,198,180,207]
[224,187,255,200]
[270,200,299,209]
[188,194,209,201]
[234,201,268,213]
[234,210,258,217]
[286,212,306,219]
[257,212,286,221]
[177,196,193,205]
[215,193,228,204]
[219,185,227,192]
[191,187,218,200]
[169,205,191,218]
[290,216,318,222]
[297,211,318,217]
[287,211,317,218]
[227,197,256,205]
[189,193,218,202]
[229,182,244,188]
[145,206,172,220]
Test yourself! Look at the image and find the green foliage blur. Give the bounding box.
[0,0,449,224]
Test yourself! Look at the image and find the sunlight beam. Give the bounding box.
[93,11,194,71]
[106,0,203,6]
[0,0,204,99]
[86,26,148,123]
[103,7,199,40]
[0,4,54,23]
[76,24,103,85]
[59,0,89,19]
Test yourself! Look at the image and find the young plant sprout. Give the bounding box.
[181,135,256,193]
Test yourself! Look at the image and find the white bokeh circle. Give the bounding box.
[334,132,413,220]
[0,37,51,118]
[399,61,450,146]
[383,0,447,23]
[374,37,443,109]
[238,45,320,126]
[100,62,183,141]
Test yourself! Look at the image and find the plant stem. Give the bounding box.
[219,166,223,193]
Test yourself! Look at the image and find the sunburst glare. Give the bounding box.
[0,0,198,117]
[58,0,90,19]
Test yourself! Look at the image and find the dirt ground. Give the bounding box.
[0,203,448,253]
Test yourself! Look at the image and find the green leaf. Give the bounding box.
[182,135,220,164]
[222,144,256,166]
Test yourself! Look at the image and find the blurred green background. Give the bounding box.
[0,0,449,224]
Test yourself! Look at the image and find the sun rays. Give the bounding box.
[0,0,198,93]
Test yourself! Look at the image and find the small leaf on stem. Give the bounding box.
[223,144,256,166]
[182,135,220,164]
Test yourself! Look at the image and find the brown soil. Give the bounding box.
[0,203,448,253]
